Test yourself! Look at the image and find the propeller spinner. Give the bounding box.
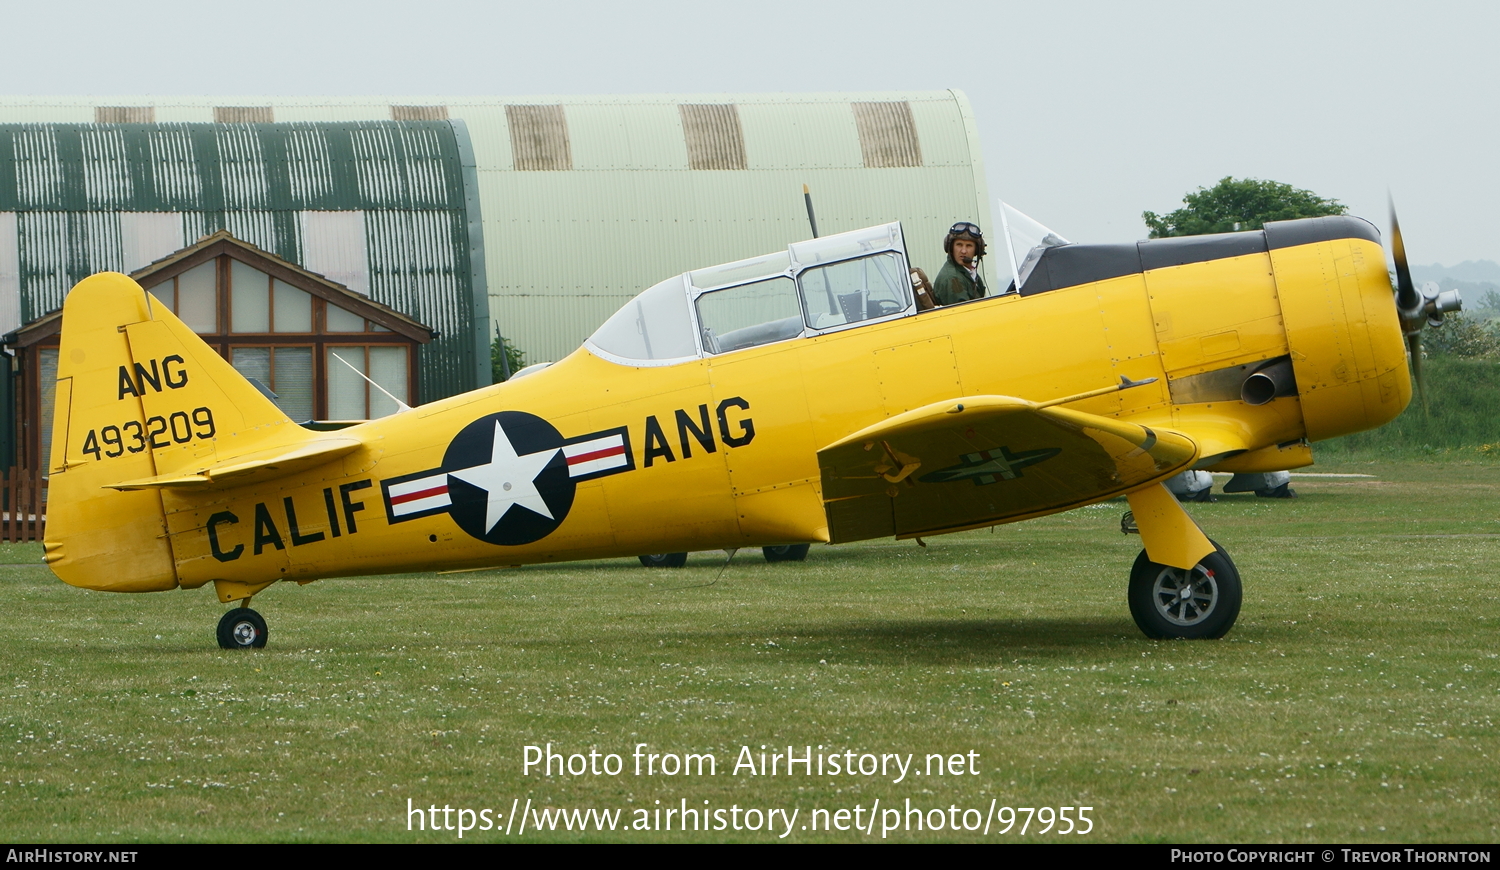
[1389,200,1463,413]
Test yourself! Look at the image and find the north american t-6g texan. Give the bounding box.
[41,210,1457,648]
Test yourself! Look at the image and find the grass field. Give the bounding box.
[2,458,1497,843]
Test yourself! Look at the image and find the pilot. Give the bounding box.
[932,221,987,306]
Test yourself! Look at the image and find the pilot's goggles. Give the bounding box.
[949,222,983,237]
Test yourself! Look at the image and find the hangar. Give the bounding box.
[0,92,992,531]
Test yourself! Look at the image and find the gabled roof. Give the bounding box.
[8,231,434,349]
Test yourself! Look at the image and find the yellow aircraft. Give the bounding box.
[40,214,1456,648]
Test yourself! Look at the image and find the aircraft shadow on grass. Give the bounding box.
[551,617,1138,665]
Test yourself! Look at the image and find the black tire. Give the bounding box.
[1127,541,1242,639]
[638,552,688,568]
[217,607,268,650]
[762,544,810,563]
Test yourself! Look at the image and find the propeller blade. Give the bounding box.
[1389,197,1421,317]
[1407,331,1429,417]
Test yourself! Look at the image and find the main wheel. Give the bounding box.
[1127,542,1242,639]
[762,544,810,563]
[638,552,688,568]
[217,608,268,650]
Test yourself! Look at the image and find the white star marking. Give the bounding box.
[447,421,559,533]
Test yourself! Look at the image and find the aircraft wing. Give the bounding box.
[818,396,1198,542]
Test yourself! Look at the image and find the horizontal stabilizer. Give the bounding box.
[106,437,363,491]
[818,395,1199,543]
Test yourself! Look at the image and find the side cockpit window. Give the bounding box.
[695,276,802,354]
[690,250,804,355]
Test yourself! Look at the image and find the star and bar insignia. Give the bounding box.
[918,445,1061,486]
[380,411,634,546]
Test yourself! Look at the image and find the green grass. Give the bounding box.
[2,459,1498,842]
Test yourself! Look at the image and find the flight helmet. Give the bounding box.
[943,221,987,260]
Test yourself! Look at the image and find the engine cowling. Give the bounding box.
[1266,217,1412,442]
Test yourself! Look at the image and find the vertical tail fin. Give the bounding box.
[44,272,305,592]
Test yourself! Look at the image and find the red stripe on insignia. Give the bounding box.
[390,484,448,506]
[567,445,625,465]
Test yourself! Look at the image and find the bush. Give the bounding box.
[491,335,526,383]
[1422,314,1500,359]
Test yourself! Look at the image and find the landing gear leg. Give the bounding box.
[217,607,268,649]
[1123,483,1241,639]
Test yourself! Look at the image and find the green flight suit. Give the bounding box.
[931,258,986,306]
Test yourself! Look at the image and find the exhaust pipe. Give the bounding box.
[1242,358,1297,406]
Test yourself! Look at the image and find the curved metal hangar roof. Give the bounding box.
[0,93,991,364]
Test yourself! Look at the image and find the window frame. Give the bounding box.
[793,250,913,336]
[691,274,805,356]
[228,343,319,423]
[585,223,917,365]
[682,222,916,356]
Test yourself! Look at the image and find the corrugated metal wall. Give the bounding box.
[0,92,991,364]
[0,120,487,402]
[469,92,990,362]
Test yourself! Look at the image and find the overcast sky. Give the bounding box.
[4,0,1495,267]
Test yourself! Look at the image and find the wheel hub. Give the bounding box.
[231,621,259,645]
[1151,565,1218,626]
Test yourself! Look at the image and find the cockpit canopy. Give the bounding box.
[587,223,912,366]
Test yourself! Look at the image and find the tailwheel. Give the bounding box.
[1127,541,1242,639]
[762,544,810,563]
[638,552,688,568]
[217,607,268,650]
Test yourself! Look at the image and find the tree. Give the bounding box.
[1143,177,1347,238]
[1473,289,1500,318]
[491,333,526,382]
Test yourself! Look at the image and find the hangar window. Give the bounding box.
[229,260,313,333]
[95,106,154,124]
[507,104,572,171]
[680,104,747,171]
[214,106,273,123]
[147,259,218,333]
[851,101,922,169]
[230,346,314,422]
[327,345,410,420]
